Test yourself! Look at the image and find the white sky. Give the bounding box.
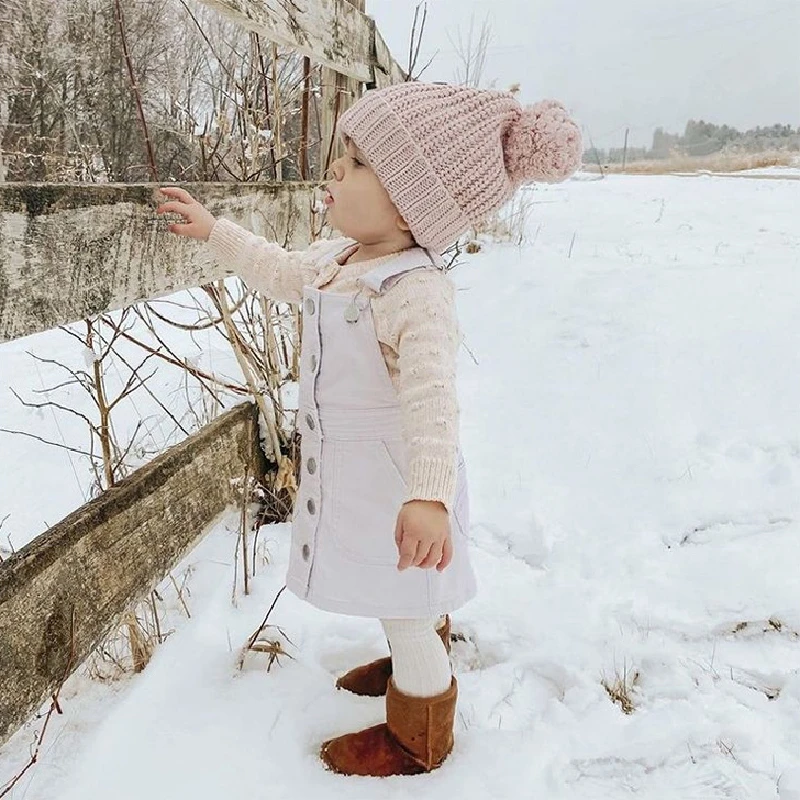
[366,0,800,150]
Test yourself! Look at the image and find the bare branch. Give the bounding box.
[113,418,147,475]
[8,388,98,433]
[0,428,94,458]
[25,352,93,388]
[114,324,245,400]
[107,347,191,439]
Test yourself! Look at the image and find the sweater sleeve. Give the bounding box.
[205,217,347,303]
[374,270,462,513]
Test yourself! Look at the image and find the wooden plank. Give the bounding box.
[373,26,407,88]
[196,0,405,84]
[319,66,343,176]
[317,2,404,177]
[0,401,267,747]
[0,181,315,344]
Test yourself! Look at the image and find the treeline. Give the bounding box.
[586,120,800,164]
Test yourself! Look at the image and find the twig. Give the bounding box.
[241,464,251,596]
[407,2,436,80]
[150,591,163,645]
[237,585,289,669]
[0,428,93,458]
[114,0,158,180]
[9,387,98,431]
[115,321,244,400]
[100,341,190,438]
[169,573,192,619]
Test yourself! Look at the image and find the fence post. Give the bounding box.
[318,0,368,181]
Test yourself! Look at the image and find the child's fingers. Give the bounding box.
[156,200,182,214]
[413,540,437,568]
[168,222,195,237]
[157,200,191,220]
[412,542,430,568]
[397,535,419,571]
[418,541,443,570]
[159,186,195,204]
[436,536,453,572]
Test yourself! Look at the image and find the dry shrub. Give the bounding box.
[87,605,158,681]
[237,585,297,671]
[601,659,640,715]
[85,569,193,681]
[463,188,539,252]
[123,611,155,674]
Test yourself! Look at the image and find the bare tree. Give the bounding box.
[0,0,326,182]
[406,2,435,81]
[448,11,493,88]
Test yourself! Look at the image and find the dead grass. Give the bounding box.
[585,150,796,175]
[87,602,160,681]
[237,585,297,671]
[601,658,641,715]
[85,568,193,681]
[459,188,539,254]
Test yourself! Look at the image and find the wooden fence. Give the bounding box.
[0,0,405,748]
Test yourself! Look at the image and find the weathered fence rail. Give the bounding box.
[199,0,405,86]
[0,181,316,343]
[0,401,267,746]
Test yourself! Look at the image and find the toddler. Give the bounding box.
[157,81,581,777]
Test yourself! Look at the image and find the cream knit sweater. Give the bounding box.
[205,218,462,512]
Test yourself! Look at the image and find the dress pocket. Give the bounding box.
[379,438,408,485]
[330,439,407,566]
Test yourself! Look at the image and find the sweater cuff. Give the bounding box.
[404,456,457,514]
[206,217,254,266]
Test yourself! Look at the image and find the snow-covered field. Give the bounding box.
[1,170,799,799]
[708,166,800,179]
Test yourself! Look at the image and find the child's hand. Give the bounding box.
[395,500,454,572]
[156,186,217,241]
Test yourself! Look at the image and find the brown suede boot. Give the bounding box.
[335,615,452,697]
[320,675,458,776]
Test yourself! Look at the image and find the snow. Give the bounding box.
[1,170,799,798]
[709,166,800,179]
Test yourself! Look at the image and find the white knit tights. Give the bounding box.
[379,615,452,698]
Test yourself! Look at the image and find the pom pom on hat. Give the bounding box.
[502,99,584,186]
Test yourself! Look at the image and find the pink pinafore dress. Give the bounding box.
[284,241,478,618]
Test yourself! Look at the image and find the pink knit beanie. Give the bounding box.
[337,81,583,254]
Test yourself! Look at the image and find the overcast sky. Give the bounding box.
[366,0,800,150]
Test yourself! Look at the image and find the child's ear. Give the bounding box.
[396,215,412,233]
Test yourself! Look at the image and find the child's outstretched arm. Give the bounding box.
[157,186,336,303]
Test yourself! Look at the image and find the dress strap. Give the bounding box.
[357,247,446,295]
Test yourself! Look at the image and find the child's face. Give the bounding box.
[324,134,413,246]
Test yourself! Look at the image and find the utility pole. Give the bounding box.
[622,127,629,173]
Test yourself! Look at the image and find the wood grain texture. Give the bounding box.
[0,401,267,747]
[195,0,405,84]
[0,181,316,343]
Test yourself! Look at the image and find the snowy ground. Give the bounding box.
[698,166,800,179]
[736,166,800,177]
[1,170,799,798]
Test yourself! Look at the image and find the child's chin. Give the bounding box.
[327,218,355,238]
[325,207,342,230]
